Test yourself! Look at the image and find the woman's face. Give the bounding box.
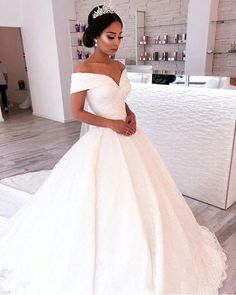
[96,21,123,55]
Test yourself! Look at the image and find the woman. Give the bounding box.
[0,4,228,295]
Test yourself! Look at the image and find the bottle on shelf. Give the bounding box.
[173,51,178,61]
[140,35,149,45]
[75,21,80,32]
[153,51,159,61]
[174,34,180,44]
[154,36,160,44]
[162,34,168,44]
[77,50,90,60]
[228,41,236,53]
[182,33,187,43]
[167,51,178,61]
[75,21,86,33]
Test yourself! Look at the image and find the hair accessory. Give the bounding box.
[92,1,116,19]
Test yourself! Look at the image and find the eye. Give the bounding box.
[118,36,123,39]
[107,36,115,40]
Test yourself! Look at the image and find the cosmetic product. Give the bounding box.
[173,51,178,61]
[163,52,168,61]
[229,41,236,52]
[80,23,85,32]
[155,36,160,44]
[75,21,80,32]
[153,51,159,61]
[77,50,82,59]
[181,50,186,61]
[174,34,179,44]
[142,35,149,45]
[182,33,187,43]
[78,39,83,46]
[143,51,148,60]
[162,34,168,44]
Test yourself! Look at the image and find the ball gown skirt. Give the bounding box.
[0,68,228,294]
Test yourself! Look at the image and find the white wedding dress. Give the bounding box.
[0,68,228,295]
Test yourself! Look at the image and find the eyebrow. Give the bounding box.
[106,31,123,34]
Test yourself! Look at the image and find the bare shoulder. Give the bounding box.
[73,61,91,73]
[113,60,126,71]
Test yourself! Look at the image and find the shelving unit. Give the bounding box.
[135,10,187,75]
[69,19,92,67]
[208,17,236,76]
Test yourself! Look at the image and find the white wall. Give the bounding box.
[0,0,22,27]
[51,0,76,122]
[0,0,76,123]
[20,0,65,122]
[185,0,219,75]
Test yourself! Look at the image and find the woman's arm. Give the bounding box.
[125,102,134,116]
[71,91,135,135]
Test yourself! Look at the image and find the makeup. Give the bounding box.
[143,50,148,60]
[142,35,148,45]
[182,33,187,43]
[75,21,80,32]
[173,51,178,61]
[174,34,179,44]
[163,52,168,60]
[162,34,168,44]
[155,36,160,44]
[153,51,159,61]
[77,39,83,46]
[229,41,236,52]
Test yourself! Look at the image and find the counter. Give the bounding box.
[126,82,236,209]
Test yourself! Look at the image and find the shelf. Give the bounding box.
[210,19,236,24]
[137,22,187,28]
[137,42,186,46]
[139,60,185,63]
[207,51,236,55]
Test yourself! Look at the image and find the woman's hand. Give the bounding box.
[109,116,136,136]
[125,112,136,135]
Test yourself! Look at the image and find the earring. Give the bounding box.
[94,39,97,47]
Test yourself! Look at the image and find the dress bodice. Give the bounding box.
[70,68,132,121]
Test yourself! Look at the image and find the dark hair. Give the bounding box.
[82,5,123,48]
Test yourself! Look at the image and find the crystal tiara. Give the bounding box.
[92,3,116,19]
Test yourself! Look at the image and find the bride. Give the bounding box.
[0,4,228,295]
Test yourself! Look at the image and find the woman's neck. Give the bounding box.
[89,49,111,64]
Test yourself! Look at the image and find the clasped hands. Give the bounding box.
[110,112,136,136]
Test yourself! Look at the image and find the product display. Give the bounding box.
[136,13,187,74]
[228,41,236,53]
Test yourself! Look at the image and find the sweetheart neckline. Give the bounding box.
[72,68,127,87]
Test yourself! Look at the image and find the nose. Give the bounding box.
[113,37,120,47]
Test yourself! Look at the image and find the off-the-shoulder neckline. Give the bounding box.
[72,67,127,87]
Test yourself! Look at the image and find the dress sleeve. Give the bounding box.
[70,73,98,94]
